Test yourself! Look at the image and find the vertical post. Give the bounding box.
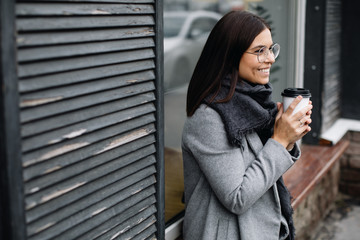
[0,0,26,239]
[302,0,327,144]
[154,0,165,239]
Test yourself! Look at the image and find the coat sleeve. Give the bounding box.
[182,106,298,215]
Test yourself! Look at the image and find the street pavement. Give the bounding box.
[311,194,360,240]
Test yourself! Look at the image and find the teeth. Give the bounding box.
[259,69,270,73]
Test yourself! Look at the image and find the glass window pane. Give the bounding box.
[163,0,298,225]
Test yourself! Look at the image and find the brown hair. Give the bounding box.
[186,10,270,116]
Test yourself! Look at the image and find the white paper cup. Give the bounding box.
[281,88,311,114]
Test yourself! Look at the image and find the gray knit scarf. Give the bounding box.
[205,77,295,240]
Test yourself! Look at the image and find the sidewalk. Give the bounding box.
[311,194,360,240]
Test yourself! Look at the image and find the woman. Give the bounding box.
[181,10,312,240]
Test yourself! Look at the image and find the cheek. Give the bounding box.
[238,60,256,79]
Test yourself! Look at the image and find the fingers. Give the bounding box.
[272,97,313,148]
[285,95,303,114]
[293,103,313,120]
[275,102,283,121]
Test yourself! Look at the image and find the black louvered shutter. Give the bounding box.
[322,0,341,131]
[13,0,163,239]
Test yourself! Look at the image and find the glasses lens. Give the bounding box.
[272,44,280,59]
[256,44,280,63]
[258,47,267,63]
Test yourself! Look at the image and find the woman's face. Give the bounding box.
[238,28,275,85]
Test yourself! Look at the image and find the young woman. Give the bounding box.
[181,11,312,240]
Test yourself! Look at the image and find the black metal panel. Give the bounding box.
[341,0,360,119]
[14,0,163,239]
[303,0,327,144]
[154,0,165,238]
[0,0,27,239]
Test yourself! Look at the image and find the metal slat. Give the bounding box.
[18,48,155,78]
[64,199,157,240]
[25,153,155,212]
[19,60,154,91]
[25,144,155,200]
[24,136,155,191]
[20,81,155,123]
[19,0,155,3]
[78,203,156,239]
[21,92,155,137]
[20,70,154,107]
[22,103,155,152]
[16,3,154,16]
[28,186,156,240]
[26,164,156,224]
[57,195,157,240]
[23,126,155,181]
[133,224,157,240]
[18,37,155,62]
[23,115,155,167]
[115,215,157,239]
[27,168,156,236]
[17,15,154,31]
[100,214,157,240]
[146,234,157,240]
[17,27,154,47]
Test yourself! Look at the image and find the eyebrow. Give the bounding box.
[249,43,274,50]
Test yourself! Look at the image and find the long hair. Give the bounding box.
[186,11,271,116]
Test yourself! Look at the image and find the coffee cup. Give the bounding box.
[281,88,311,114]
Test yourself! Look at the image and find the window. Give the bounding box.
[163,0,306,235]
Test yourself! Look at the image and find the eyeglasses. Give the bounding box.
[245,43,280,63]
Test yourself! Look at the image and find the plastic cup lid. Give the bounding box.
[281,88,311,98]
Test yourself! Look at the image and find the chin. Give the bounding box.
[257,78,270,85]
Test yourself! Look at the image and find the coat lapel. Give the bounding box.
[245,132,282,207]
[245,132,263,154]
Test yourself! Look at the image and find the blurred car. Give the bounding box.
[163,11,222,91]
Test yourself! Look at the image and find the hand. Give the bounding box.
[271,96,313,149]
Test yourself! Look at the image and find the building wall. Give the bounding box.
[340,131,360,197]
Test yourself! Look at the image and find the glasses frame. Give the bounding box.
[245,43,280,63]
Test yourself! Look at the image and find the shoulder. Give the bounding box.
[183,104,224,134]
[182,104,232,150]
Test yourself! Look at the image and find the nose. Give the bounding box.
[264,51,276,63]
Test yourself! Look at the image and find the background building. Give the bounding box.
[1,0,360,239]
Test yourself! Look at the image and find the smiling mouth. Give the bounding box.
[258,68,270,73]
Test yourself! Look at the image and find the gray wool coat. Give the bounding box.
[181,104,301,240]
